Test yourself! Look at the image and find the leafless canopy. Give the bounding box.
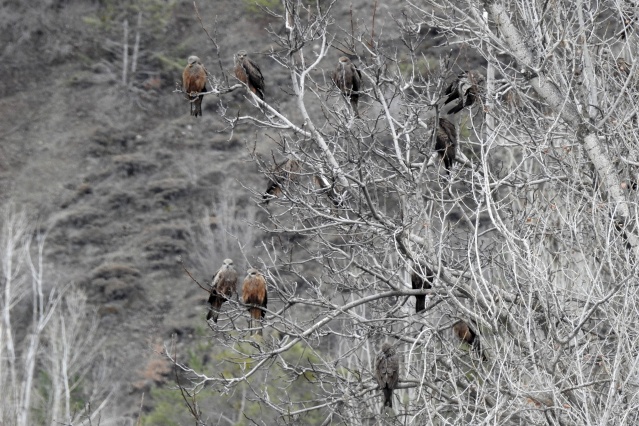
[173,0,639,424]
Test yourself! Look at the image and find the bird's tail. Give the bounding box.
[415,295,426,313]
[206,308,218,323]
[249,308,263,336]
[350,97,360,118]
[473,339,486,361]
[444,157,452,174]
[444,90,459,105]
[383,388,393,408]
[447,102,464,115]
[190,95,203,117]
[207,293,221,322]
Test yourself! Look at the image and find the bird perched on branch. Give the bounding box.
[332,56,362,117]
[411,270,433,313]
[235,50,265,101]
[242,268,268,336]
[263,158,302,203]
[182,55,208,117]
[206,258,238,323]
[453,320,485,361]
[434,117,457,174]
[262,159,344,207]
[374,343,399,409]
[312,173,344,208]
[444,71,484,114]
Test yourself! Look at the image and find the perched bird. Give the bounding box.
[234,50,265,101]
[242,268,268,335]
[312,173,344,208]
[206,259,238,323]
[434,117,457,174]
[263,159,302,203]
[411,270,433,313]
[332,56,362,117]
[616,57,631,77]
[374,343,399,408]
[444,71,484,114]
[182,55,208,117]
[262,159,344,207]
[453,320,485,361]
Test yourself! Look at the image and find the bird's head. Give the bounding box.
[236,50,248,61]
[187,56,201,65]
[381,342,395,354]
[338,56,350,64]
[247,268,260,277]
[223,258,234,267]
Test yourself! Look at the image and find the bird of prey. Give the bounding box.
[312,173,343,208]
[332,56,362,117]
[616,57,631,77]
[444,71,484,114]
[374,343,399,409]
[206,259,238,323]
[182,55,208,117]
[434,117,457,174]
[263,159,302,203]
[235,50,265,101]
[453,320,485,361]
[411,270,433,313]
[242,268,268,335]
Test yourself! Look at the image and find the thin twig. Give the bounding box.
[179,257,209,292]
[173,335,204,425]
[193,1,228,84]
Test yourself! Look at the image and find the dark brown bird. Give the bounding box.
[444,71,484,114]
[234,50,265,101]
[453,320,485,361]
[332,56,362,117]
[206,258,238,323]
[374,343,399,408]
[241,268,268,335]
[182,55,208,117]
[263,159,302,203]
[411,270,433,313]
[434,117,457,174]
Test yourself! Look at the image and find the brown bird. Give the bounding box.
[241,268,268,335]
[206,258,238,323]
[332,56,362,117]
[444,71,484,114]
[263,159,302,203]
[453,320,485,361]
[182,55,208,117]
[411,269,433,313]
[234,50,265,101]
[434,117,457,174]
[374,343,399,409]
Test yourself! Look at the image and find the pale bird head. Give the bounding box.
[187,56,201,65]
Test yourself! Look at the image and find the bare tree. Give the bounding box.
[174,0,639,424]
[0,207,114,425]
